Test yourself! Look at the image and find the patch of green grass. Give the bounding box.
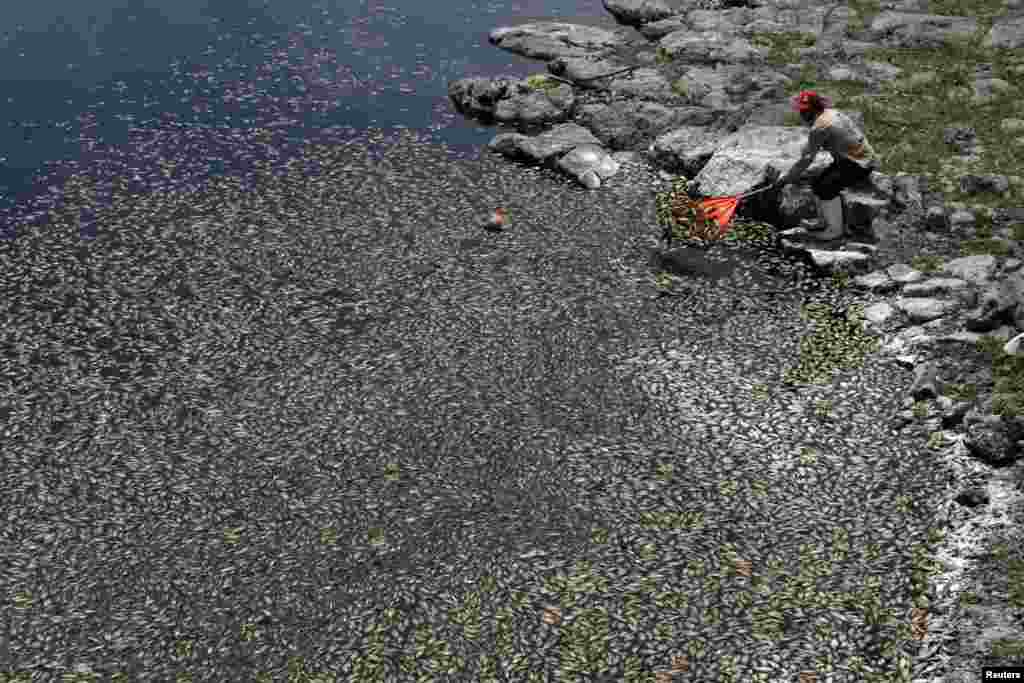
[926,0,1008,20]
[1010,558,1024,609]
[974,210,995,238]
[990,351,1024,398]
[958,542,1024,662]
[991,638,1024,658]
[0,674,33,683]
[960,237,1013,257]
[911,530,949,609]
[524,73,562,92]
[944,382,979,402]
[912,400,929,418]
[845,0,882,35]
[780,110,803,127]
[830,270,852,289]
[959,590,981,606]
[911,255,945,273]
[976,332,1007,356]
[992,392,1024,417]
[721,219,776,245]
[784,301,881,386]
[973,334,1024,417]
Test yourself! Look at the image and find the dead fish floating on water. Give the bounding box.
[482,207,507,232]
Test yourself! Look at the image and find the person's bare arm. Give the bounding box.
[779,127,827,185]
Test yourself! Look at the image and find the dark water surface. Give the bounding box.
[0,0,622,238]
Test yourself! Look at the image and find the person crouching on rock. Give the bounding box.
[772,90,880,240]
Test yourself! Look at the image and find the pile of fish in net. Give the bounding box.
[654,176,778,251]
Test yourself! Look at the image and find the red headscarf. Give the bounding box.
[791,90,832,113]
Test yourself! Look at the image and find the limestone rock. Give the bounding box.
[940,254,998,284]
[954,486,990,508]
[965,419,1022,465]
[556,143,621,189]
[910,360,941,400]
[577,100,688,151]
[894,297,961,323]
[488,22,628,61]
[602,0,677,28]
[984,15,1024,49]
[863,12,978,49]
[648,126,729,176]
[901,277,969,298]
[658,28,765,65]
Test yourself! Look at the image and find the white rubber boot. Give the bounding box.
[816,195,844,240]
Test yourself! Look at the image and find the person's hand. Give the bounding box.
[771,177,787,192]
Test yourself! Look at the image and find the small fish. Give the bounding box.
[483,207,507,232]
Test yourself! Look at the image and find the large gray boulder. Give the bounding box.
[824,60,904,87]
[689,8,753,33]
[984,15,1024,49]
[647,126,730,176]
[967,269,1024,330]
[964,418,1023,466]
[575,100,687,151]
[658,28,766,64]
[596,67,681,102]
[447,76,520,122]
[493,82,575,127]
[730,4,838,38]
[556,144,621,190]
[859,12,979,48]
[661,63,791,110]
[487,124,625,190]
[487,122,603,166]
[488,23,630,61]
[602,0,679,27]
[545,55,632,89]
[546,57,682,102]
[448,76,575,128]
[941,255,999,284]
[842,180,893,236]
[687,124,828,198]
[637,16,688,40]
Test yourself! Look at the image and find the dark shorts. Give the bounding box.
[812,156,875,200]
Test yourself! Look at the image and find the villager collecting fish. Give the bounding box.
[680,89,882,244]
[770,89,881,240]
[654,88,881,248]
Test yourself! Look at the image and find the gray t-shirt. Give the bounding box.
[785,108,878,182]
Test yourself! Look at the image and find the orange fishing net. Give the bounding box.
[670,194,742,240]
[696,196,742,235]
